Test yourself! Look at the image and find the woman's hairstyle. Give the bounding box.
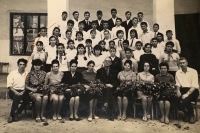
[51,59,60,67]
[75,31,84,40]
[141,22,147,27]
[32,59,42,66]
[56,43,66,60]
[52,27,61,37]
[109,40,115,45]
[142,61,152,72]
[86,39,92,44]
[116,30,124,37]
[93,45,102,55]
[130,29,138,39]
[143,43,152,53]
[90,29,96,34]
[123,40,129,45]
[87,60,95,66]
[165,41,174,47]
[135,41,143,46]
[17,58,27,65]
[157,33,164,41]
[36,41,43,46]
[124,60,132,69]
[49,35,58,45]
[98,40,106,45]
[159,62,169,70]
[70,59,78,67]
[75,44,87,61]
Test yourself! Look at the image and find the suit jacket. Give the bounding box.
[80,20,92,32]
[61,71,83,86]
[109,56,122,73]
[95,20,104,31]
[96,68,118,89]
[108,18,117,31]
[121,20,133,39]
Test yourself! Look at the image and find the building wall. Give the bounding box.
[0,0,47,72]
[174,0,200,14]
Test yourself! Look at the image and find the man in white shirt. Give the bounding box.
[137,12,150,31]
[7,58,28,123]
[174,57,199,124]
[88,21,101,40]
[151,38,163,59]
[108,8,118,30]
[72,11,80,31]
[121,11,132,39]
[101,21,112,40]
[55,11,68,38]
[128,17,143,39]
[140,22,154,45]
[157,33,166,51]
[153,23,163,38]
[112,18,126,39]
[133,41,144,62]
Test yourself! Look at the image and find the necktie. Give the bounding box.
[59,56,62,64]
[154,32,157,37]
[130,38,134,47]
[118,40,122,48]
[88,47,91,57]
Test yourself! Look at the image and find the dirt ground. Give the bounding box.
[0,99,200,133]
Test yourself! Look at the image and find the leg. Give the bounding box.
[34,96,42,119]
[159,100,164,122]
[165,101,170,123]
[69,97,75,119]
[41,96,48,119]
[122,96,128,120]
[117,96,122,119]
[89,99,93,119]
[57,95,64,119]
[141,97,147,118]
[51,94,58,119]
[92,99,98,117]
[10,93,22,119]
[74,96,80,119]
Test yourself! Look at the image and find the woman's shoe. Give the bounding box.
[143,117,147,122]
[121,116,126,121]
[93,115,99,119]
[52,116,57,121]
[147,115,150,119]
[117,115,121,121]
[69,118,74,121]
[41,117,47,122]
[36,118,41,122]
[75,118,82,121]
[57,116,62,120]
[88,117,92,122]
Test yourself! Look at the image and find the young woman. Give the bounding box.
[98,40,109,58]
[137,61,154,121]
[61,59,83,121]
[25,59,47,122]
[44,59,64,120]
[56,43,68,72]
[128,29,141,51]
[82,61,99,122]
[74,31,85,48]
[52,27,64,44]
[116,60,136,121]
[65,40,77,64]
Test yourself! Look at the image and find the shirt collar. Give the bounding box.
[142,72,151,76]
[180,67,190,73]
[159,73,170,76]
[17,69,25,76]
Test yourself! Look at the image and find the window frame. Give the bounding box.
[10,13,47,56]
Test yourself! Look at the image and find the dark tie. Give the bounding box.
[118,40,122,48]
[154,32,157,37]
[130,38,134,47]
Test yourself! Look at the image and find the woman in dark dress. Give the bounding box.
[61,59,83,121]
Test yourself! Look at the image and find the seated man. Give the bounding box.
[175,57,199,124]
[96,57,118,121]
[7,58,28,123]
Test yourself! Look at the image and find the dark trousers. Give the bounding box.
[9,90,26,119]
[172,87,199,119]
[103,87,115,112]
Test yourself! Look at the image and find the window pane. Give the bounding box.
[26,29,38,54]
[13,15,24,28]
[40,16,48,28]
[26,41,34,54]
[12,40,24,54]
[27,15,38,28]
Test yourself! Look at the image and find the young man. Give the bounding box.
[119,40,129,60]
[151,38,163,59]
[128,17,143,39]
[89,30,100,48]
[165,30,181,54]
[112,18,126,39]
[153,23,162,37]
[55,11,68,37]
[77,21,89,39]
[137,12,150,31]
[108,8,118,30]
[133,41,144,62]
[88,21,101,40]
[95,10,104,31]
[113,30,125,51]
[109,47,122,73]
[121,11,133,40]
[62,20,76,40]
[157,33,166,51]
[108,40,120,58]
[140,22,154,45]
[72,11,80,31]
[7,58,28,123]
[80,11,92,32]
[101,21,112,40]
[174,57,199,124]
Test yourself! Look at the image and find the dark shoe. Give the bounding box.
[102,106,107,113]
[109,112,114,121]
[189,116,196,124]
[13,116,20,122]
[69,118,74,121]
[75,118,82,121]
[7,117,13,123]
[182,116,188,122]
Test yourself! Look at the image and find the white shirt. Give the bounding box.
[157,41,166,51]
[7,69,27,90]
[114,38,124,51]
[33,36,49,52]
[98,19,102,26]
[90,55,105,72]
[74,40,85,48]
[104,39,112,50]
[138,20,150,31]
[55,19,67,37]
[133,49,144,62]
[141,30,154,45]
[128,38,141,50]
[175,67,199,89]
[88,29,101,40]
[112,18,117,25]
[57,55,68,72]
[165,38,181,54]
[126,19,131,25]
[65,49,77,62]
[151,46,163,59]
[112,26,126,39]
[72,18,80,31]
[77,54,89,67]
[61,29,76,40]
[90,38,101,48]
[128,25,143,39]
[45,45,57,64]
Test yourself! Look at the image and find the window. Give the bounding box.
[10,13,47,55]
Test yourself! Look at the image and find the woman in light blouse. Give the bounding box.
[137,61,154,121]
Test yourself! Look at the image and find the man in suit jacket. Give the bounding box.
[109,47,122,73]
[108,8,118,31]
[96,57,118,121]
[121,11,133,40]
[80,11,92,32]
[153,23,163,38]
[95,10,104,31]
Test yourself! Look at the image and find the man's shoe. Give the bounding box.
[189,116,196,124]
[182,116,188,122]
[7,117,13,123]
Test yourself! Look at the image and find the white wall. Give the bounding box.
[174,0,200,14]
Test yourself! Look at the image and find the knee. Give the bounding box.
[142,97,147,102]
[117,96,121,100]
[70,97,75,101]
[123,96,128,101]
[75,96,79,101]
[59,95,64,100]
[35,96,41,102]
[159,100,163,104]
[43,96,48,101]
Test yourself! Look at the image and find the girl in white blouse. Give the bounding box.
[74,31,85,48]
[65,40,76,64]
[56,43,68,72]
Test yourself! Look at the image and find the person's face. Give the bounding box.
[141,24,147,31]
[103,23,109,29]
[152,40,158,47]
[50,37,56,46]
[136,43,142,50]
[77,33,83,40]
[66,32,72,39]
[166,45,173,52]
[36,43,43,51]
[132,19,138,25]
[116,20,121,26]
[118,32,124,39]
[109,42,115,48]
[84,13,90,20]
[78,47,84,54]
[86,42,92,47]
[90,31,96,38]
[78,23,85,30]
[104,31,109,39]
[95,49,101,56]
[88,63,94,71]
[124,63,131,71]
[18,61,26,71]
[53,29,60,36]
[57,46,64,54]
[92,23,97,29]
[40,29,47,37]
[125,51,132,58]
[111,11,117,17]
[52,64,59,72]
[33,64,41,71]
[123,43,129,49]
[130,32,136,38]
[67,23,74,30]
[73,13,79,20]
[166,32,173,38]
[104,58,112,67]
[179,60,188,69]
[160,66,168,74]
[138,14,143,21]
[125,13,131,20]
[157,35,162,41]
[97,14,102,19]
[109,49,116,57]
[144,63,150,72]
[70,63,77,72]
[68,42,74,49]
[62,13,68,20]
[153,25,159,32]
[100,42,105,49]
[145,45,151,53]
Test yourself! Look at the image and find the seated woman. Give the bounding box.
[116,60,136,121]
[155,62,174,124]
[61,59,83,121]
[82,61,99,122]
[44,59,64,120]
[137,61,154,121]
[25,59,47,122]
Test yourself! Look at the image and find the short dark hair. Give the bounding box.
[135,41,143,46]
[65,30,72,35]
[153,23,159,28]
[76,44,86,54]
[76,31,83,37]
[141,22,147,27]
[152,37,158,41]
[78,21,84,25]
[166,30,172,34]
[103,20,108,24]
[70,59,78,67]
[109,47,116,52]
[124,60,132,68]
[116,30,124,37]
[157,33,164,41]
[97,10,102,15]
[116,18,122,22]
[67,20,74,25]
[94,45,102,54]
[98,40,106,45]
[86,39,92,43]
[73,11,79,16]
[123,40,129,45]
[165,41,174,47]
[137,12,143,16]
[179,57,187,61]
[67,40,74,44]
[159,62,169,70]
[17,58,27,65]
[90,29,96,34]
[51,59,59,67]
[130,29,138,39]
[40,27,47,31]
[125,48,132,53]
[32,59,42,66]
[143,43,152,52]
[125,11,131,15]
[111,8,117,13]
[109,40,115,45]
[132,17,138,21]
[91,20,97,24]
[62,11,68,15]
[84,11,90,16]
[36,41,43,46]
[87,60,95,66]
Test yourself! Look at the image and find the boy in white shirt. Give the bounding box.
[151,38,163,59]
[88,21,101,40]
[133,41,144,62]
[55,11,68,37]
[128,17,143,39]
[90,30,101,48]
[112,18,126,39]
[103,30,112,49]
[72,11,80,31]
[157,33,166,51]
[140,22,154,45]
[101,21,112,40]
[108,40,120,58]
[137,12,150,31]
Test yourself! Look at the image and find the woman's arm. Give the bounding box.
[25,73,36,92]
[44,73,49,85]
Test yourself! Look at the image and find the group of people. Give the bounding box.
[7,9,199,125]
